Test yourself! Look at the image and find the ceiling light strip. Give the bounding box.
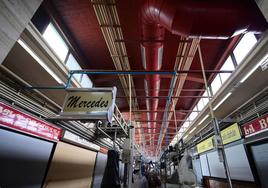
[17,39,63,84]
[213,92,232,110]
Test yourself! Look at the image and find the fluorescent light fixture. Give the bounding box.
[198,114,209,125]
[213,92,232,110]
[17,39,64,84]
[240,53,268,83]
[189,127,196,134]
[184,134,188,139]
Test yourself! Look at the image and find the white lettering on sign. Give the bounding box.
[66,96,109,109]
[0,102,61,141]
[242,114,268,137]
[63,130,100,151]
[259,118,268,129]
[61,87,117,122]
[244,124,256,135]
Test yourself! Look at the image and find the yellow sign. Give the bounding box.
[197,136,214,154]
[61,88,117,122]
[221,123,241,145]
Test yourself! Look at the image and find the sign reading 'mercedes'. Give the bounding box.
[61,87,117,123]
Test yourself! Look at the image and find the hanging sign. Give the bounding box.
[197,136,214,154]
[221,123,241,145]
[0,102,61,141]
[61,87,117,123]
[62,130,100,151]
[242,113,268,137]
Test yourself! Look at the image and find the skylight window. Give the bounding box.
[197,98,205,112]
[182,121,190,130]
[81,75,93,88]
[189,110,198,121]
[233,33,257,65]
[65,53,93,88]
[37,22,94,88]
[211,74,221,95]
[240,53,268,83]
[202,90,209,104]
[66,53,82,82]
[43,23,69,62]
[220,56,235,83]
[178,129,184,134]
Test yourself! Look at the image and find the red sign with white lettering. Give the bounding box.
[242,113,268,137]
[0,102,61,141]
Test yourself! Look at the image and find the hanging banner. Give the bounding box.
[61,87,117,123]
[221,123,241,145]
[242,113,268,137]
[197,136,214,154]
[0,102,61,141]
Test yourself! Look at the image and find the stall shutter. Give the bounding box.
[207,151,226,178]
[0,128,53,188]
[93,153,107,188]
[225,144,254,181]
[44,141,97,188]
[200,154,210,176]
[192,158,203,185]
[251,142,268,188]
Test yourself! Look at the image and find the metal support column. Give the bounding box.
[124,164,128,187]
[127,74,133,188]
[164,157,167,188]
[113,130,117,149]
[198,45,233,188]
[172,100,180,184]
[128,126,134,188]
[128,74,132,122]
[156,72,177,155]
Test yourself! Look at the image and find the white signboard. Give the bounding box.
[62,130,100,151]
[61,87,117,122]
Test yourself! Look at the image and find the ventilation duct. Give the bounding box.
[142,0,267,39]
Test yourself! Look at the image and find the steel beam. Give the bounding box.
[27,69,232,90]
[131,110,199,113]
[116,95,211,99]
[115,39,192,43]
[71,69,233,74]
[117,88,206,92]
[135,127,178,129]
[136,120,187,123]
